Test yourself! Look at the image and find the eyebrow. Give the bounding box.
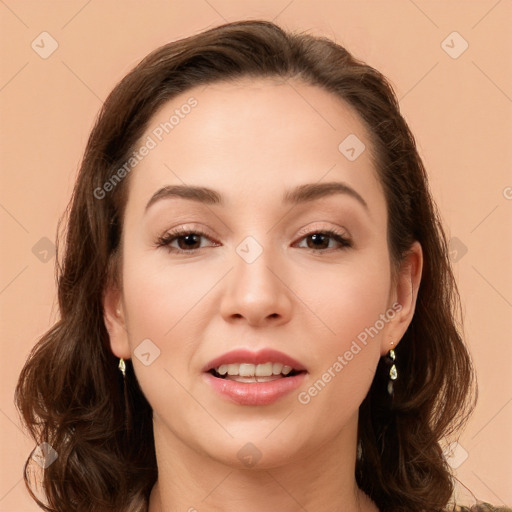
[144,181,368,212]
[283,182,368,210]
[145,184,222,211]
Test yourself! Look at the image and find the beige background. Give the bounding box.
[1,1,511,509]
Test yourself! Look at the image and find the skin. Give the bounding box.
[104,78,422,512]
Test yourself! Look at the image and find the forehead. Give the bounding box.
[124,77,384,215]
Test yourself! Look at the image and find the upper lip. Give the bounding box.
[203,348,307,372]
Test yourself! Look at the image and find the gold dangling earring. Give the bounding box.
[118,358,126,378]
[387,346,397,396]
[117,357,132,431]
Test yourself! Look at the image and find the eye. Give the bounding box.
[156,227,219,254]
[294,229,352,252]
[155,226,352,255]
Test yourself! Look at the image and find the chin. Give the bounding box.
[194,426,314,470]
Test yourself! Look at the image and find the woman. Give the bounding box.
[15,19,508,512]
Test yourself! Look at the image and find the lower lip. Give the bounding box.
[204,372,307,406]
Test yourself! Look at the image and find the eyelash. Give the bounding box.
[155,226,352,255]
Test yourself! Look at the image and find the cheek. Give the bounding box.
[295,253,392,353]
[292,251,391,404]
[119,255,214,416]
[122,252,218,339]
[120,248,226,396]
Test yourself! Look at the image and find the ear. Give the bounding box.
[103,284,131,360]
[381,241,423,355]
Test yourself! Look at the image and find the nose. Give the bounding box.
[219,242,293,327]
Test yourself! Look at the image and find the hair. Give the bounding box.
[15,19,484,512]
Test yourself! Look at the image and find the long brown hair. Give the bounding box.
[16,20,478,512]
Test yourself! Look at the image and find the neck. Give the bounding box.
[148,414,378,512]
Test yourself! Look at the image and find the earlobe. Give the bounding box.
[382,241,423,354]
[103,285,131,360]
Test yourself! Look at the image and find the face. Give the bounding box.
[105,78,420,469]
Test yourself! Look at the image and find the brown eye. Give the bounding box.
[175,233,202,250]
[306,233,330,250]
[156,228,219,254]
[295,230,352,251]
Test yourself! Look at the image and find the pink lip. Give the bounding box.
[202,348,307,406]
[202,348,307,373]
[204,371,307,406]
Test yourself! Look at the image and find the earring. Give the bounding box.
[387,347,397,396]
[118,358,126,378]
[118,358,132,431]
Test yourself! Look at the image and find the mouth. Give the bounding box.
[208,362,306,383]
[203,348,307,405]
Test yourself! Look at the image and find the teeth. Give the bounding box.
[227,364,239,376]
[228,375,283,383]
[214,362,296,377]
[239,363,255,377]
[272,363,283,375]
[282,365,293,375]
